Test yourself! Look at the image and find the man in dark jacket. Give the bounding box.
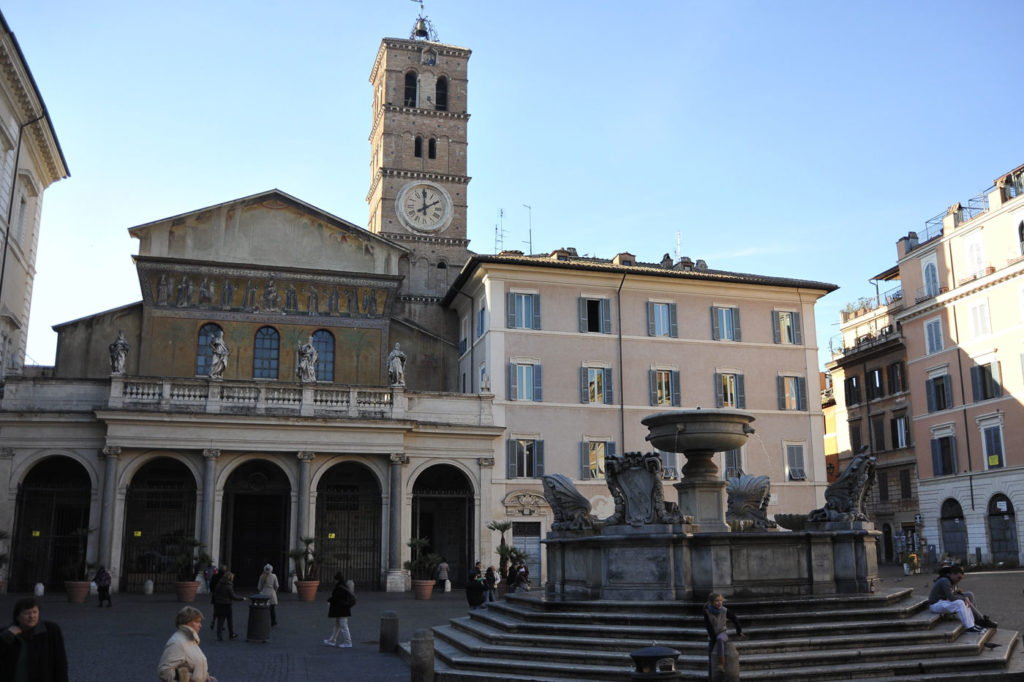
[0,597,69,682]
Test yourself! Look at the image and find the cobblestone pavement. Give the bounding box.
[3,566,1022,681]
[0,586,470,681]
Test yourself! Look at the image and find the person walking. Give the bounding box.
[324,572,355,648]
[436,557,451,592]
[92,565,112,607]
[157,606,216,682]
[208,564,227,630]
[0,597,68,682]
[211,572,246,641]
[257,564,280,627]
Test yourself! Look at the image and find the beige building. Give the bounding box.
[0,21,840,594]
[0,13,69,379]
[826,266,918,565]
[892,165,1024,565]
[445,250,836,573]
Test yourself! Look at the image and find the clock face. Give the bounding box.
[397,182,451,232]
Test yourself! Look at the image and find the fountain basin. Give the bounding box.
[642,409,755,454]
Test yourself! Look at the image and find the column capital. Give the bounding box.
[203,448,221,460]
[477,457,495,468]
[297,451,316,462]
[0,447,13,459]
[389,453,408,465]
[102,446,122,457]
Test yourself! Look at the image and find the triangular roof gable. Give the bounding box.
[128,189,407,275]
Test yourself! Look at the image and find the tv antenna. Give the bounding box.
[494,208,507,252]
[522,204,533,255]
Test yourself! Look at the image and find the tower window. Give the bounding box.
[404,71,417,107]
[428,138,437,159]
[435,76,448,111]
[414,136,423,158]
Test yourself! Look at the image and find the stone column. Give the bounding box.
[99,447,121,569]
[297,451,314,539]
[386,453,408,592]
[201,449,220,552]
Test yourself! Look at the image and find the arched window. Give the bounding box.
[404,72,417,107]
[312,329,334,382]
[428,138,437,159]
[435,76,448,111]
[253,326,280,379]
[195,323,222,376]
[414,136,423,158]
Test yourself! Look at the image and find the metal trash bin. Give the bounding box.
[629,645,682,680]
[246,594,272,643]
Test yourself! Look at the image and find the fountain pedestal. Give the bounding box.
[673,478,728,533]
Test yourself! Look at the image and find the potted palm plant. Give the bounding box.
[173,536,210,603]
[288,536,322,601]
[403,537,441,600]
[488,520,513,594]
[64,527,95,603]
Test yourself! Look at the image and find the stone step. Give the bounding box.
[425,628,1022,681]
[450,613,961,655]
[439,619,1007,671]
[466,602,939,641]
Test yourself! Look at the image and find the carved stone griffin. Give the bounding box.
[542,474,599,530]
[726,474,777,528]
[808,448,877,523]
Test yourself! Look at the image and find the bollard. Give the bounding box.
[409,628,434,682]
[144,579,154,595]
[34,583,44,597]
[380,611,399,653]
[708,640,740,682]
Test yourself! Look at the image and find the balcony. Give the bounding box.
[914,285,948,304]
[0,375,498,427]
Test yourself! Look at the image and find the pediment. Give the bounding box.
[128,190,407,275]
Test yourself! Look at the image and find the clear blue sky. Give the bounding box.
[7,1,1024,369]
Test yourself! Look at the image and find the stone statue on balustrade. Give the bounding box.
[726,474,777,529]
[386,343,406,386]
[209,330,230,381]
[542,474,600,530]
[807,447,876,526]
[297,336,318,383]
[108,330,130,375]
[605,451,686,526]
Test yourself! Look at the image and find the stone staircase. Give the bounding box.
[404,589,1024,681]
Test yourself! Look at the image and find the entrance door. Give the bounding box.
[988,494,1019,563]
[221,460,290,590]
[11,457,91,592]
[413,465,473,587]
[316,462,382,590]
[940,498,967,563]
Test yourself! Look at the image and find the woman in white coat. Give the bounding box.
[258,564,280,626]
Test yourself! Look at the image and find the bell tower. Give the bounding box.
[367,16,471,308]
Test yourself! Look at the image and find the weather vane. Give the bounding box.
[409,0,438,41]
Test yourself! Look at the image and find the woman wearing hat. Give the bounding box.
[257,564,280,627]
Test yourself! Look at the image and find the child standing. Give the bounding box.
[703,592,742,675]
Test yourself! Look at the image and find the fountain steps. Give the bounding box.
[410,590,1023,680]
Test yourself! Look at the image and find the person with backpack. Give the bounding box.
[92,566,112,607]
[324,572,356,648]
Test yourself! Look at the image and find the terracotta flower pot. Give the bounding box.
[64,580,91,604]
[175,580,201,603]
[295,579,320,601]
[411,578,434,600]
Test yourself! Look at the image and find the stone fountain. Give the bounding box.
[542,408,879,601]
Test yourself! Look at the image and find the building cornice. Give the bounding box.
[366,167,471,202]
[895,260,1024,323]
[369,104,470,143]
[370,38,471,84]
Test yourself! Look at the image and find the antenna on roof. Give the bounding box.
[522,204,533,255]
[494,209,507,252]
[675,231,681,262]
